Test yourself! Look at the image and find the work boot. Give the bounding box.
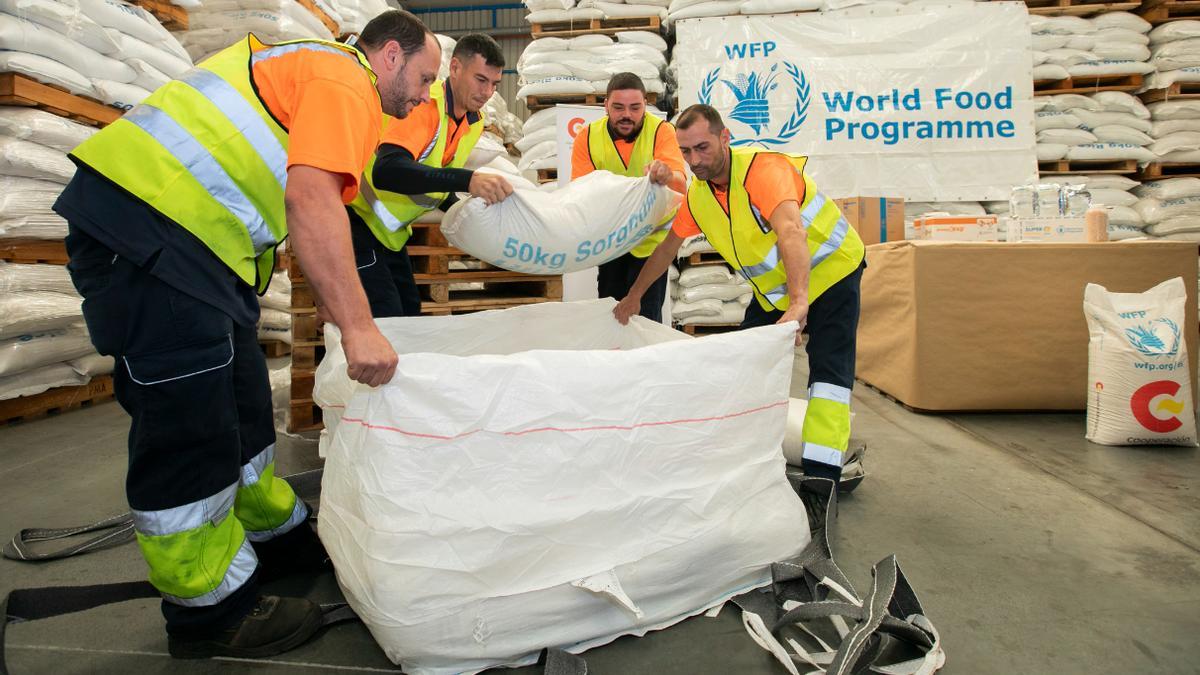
[167,595,323,659]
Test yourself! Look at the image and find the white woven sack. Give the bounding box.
[1089,188,1138,207]
[0,106,94,152]
[0,13,134,82]
[1092,125,1152,146]
[1065,142,1156,161]
[442,172,680,274]
[0,136,73,182]
[0,362,85,400]
[316,303,808,675]
[1134,178,1200,201]
[89,78,150,109]
[0,51,93,96]
[0,0,119,54]
[1085,278,1198,447]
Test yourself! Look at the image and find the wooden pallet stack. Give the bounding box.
[1022,0,1142,17]
[284,223,564,433]
[1137,75,1200,181]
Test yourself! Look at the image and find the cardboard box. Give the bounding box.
[1007,217,1088,243]
[913,215,1001,242]
[835,197,904,246]
[856,241,1199,411]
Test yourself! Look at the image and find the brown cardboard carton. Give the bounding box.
[856,240,1199,411]
[835,197,905,246]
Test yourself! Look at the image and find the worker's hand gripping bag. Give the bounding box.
[440,171,681,275]
[1084,277,1199,446]
[314,300,810,675]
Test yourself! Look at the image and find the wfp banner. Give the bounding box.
[674,3,1036,201]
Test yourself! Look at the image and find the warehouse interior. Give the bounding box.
[1,0,1200,673]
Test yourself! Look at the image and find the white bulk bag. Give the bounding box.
[1134,178,1200,201]
[77,0,171,46]
[0,106,93,152]
[679,281,751,304]
[1065,142,1156,162]
[1085,278,1198,447]
[1134,195,1200,225]
[0,13,134,82]
[615,30,667,51]
[89,77,149,109]
[1078,174,1140,190]
[0,260,78,295]
[1037,128,1097,145]
[107,29,192,77]
[672,297,722,318]
[1091,125,1152,146]
[678,298,748,325]
[1033,64,1069,81]
[678,264,733,287]
[0,136,74,182]
[1034,111,1081,131]
[1088,188,1138,207]
[1068,60,1154,77]
[316,301,809,675]
[68,352,113,376]
[1071,109,1152,134]
[1092,11,1150,34]
[1037,143,1068,161]
[442,172,681,275]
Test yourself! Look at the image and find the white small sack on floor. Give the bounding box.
[442,172,681,274]
[1084,278,1198,447]
[316,300,809,675]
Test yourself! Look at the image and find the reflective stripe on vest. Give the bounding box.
[162,539,257,607]
[70,34,380,292]
[351,80,486,251]
[584,114,675,258]
[685,148,864,311]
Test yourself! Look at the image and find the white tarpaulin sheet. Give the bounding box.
[673,3,1037,201]
[315,300,809,675]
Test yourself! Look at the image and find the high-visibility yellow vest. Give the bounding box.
[71,34,378,293]
[686,148,864,311]
[349,80,486,251]
[584,114,676,258]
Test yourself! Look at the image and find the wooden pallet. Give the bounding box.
[684,250,726,267]
[0,73,121,127]
[1140,81,1200,104]
[296,0,340,35]
[259,340,291,358]
[526,91,657,112]
[0,238,68,264]
[1023,0,1141,16]
[131,0,188,30]
[0,375,114,426]
[1141,0,1200,23]
[416,270,563,305]
[1138,162,1200,180]
[1033,73,1144,96]
[531,16,661,39]
[420,295,559,316]
[679,323,741,336]
[1038,159,1139,175]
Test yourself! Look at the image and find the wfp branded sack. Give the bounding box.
[441,172,681,274]
[315,300,809,675]
[1084,278,1198,447]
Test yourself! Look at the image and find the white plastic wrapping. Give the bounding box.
[0,106,95,152]
[0,361,86,400]
[0,50,94,96]
[0,136,73,183]
[442,172,681,275]
[0,291,82,340]
[316,301,809,675]
[0,260,78,295]
[1085,278,1198,447]
[0,13,135,82]
[0,326,94,377]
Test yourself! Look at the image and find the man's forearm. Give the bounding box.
[286,190,375,334]
[630,233,683,299]
[770,207,811,305]
[373,143,472,195]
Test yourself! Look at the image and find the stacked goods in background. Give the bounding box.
[517,31,670,183]
[524,0,667,38]
[667,234,750,335]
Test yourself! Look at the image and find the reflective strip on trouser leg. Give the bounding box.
[802,382,852,468]
[236,443,308,542]
[132,483,258,606]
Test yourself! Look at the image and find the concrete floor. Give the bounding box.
[2,354,1199,675]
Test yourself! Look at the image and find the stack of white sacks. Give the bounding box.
[668,234,751,326]
[258,270,291,344]
[663,0,981,26]
[524,0,667,27]
[1133,177,1200,241]
[0,0,193,110]
[328,0,387,34]
[1144,99,1200,164]
[1143,20,1200,93]
[1071,174,1145,239]
[1031,12,1153,84]
[515,32,667,175]
[1034,92,1156,163]
[0,261,113,400]
[175,0,335,63]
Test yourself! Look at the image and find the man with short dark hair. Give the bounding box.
[614,104,865,485]
[570,71,685,322]
[53,9,440,659]
[347,32,512,317]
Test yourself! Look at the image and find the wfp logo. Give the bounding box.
[699,41,809,147]
[1125,318,1180,358]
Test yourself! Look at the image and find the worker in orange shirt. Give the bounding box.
[348,33,513,317]
[571,72,686,322]
[52,11,441,660]
[614,105,865,487]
